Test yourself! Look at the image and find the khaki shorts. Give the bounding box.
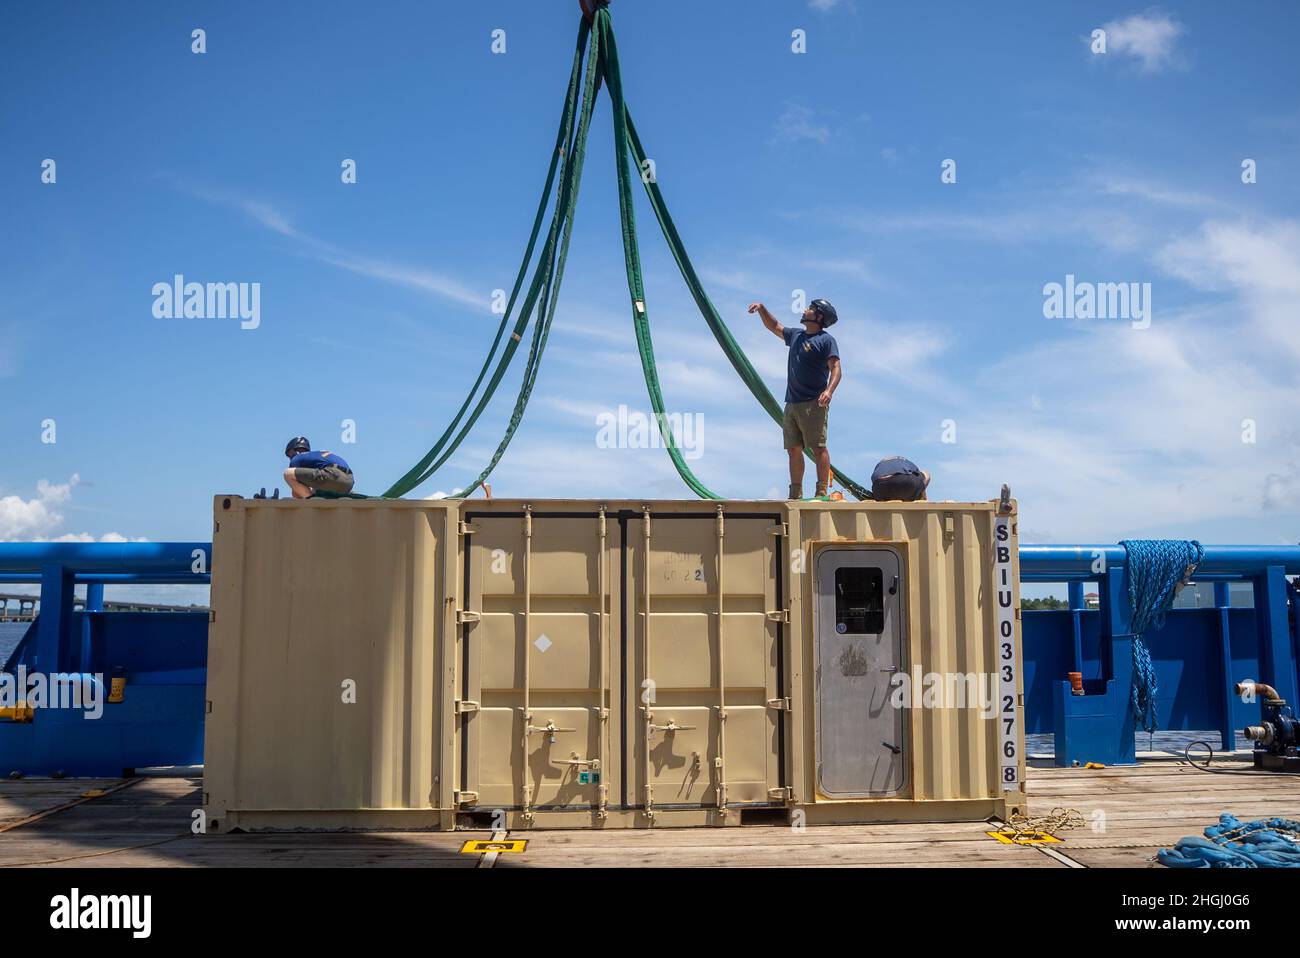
[783,400,829,449]
[293,465,354,495]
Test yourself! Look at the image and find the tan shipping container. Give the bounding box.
[204,495,1025,831]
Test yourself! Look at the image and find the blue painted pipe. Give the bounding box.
[0,573,211,585]
[2,540,1295,581]
[0,542,210,575]
[1019,544,1300,576]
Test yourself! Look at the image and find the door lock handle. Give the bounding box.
[882,741,902,755]
[527,720,576,735]
[648,720,696,734]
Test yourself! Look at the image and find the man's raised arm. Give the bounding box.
[748,302,786,340]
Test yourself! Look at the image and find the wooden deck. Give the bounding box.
[0,759,1292,868]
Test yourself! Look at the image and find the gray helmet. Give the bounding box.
[285,436,310,458]
[810,298,838,327]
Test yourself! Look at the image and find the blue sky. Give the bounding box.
[3,0,1299,557]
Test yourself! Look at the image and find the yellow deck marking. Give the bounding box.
[461,838,527,854]
[986,830,1062,846]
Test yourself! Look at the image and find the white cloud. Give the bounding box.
[0,475,80,539]
[1099,12,1185,73]
[773,103,832,146]
[1156,218,1300,362]
[1263,463,1300,511]
[0,475,140,542]
[930,214,1300,539]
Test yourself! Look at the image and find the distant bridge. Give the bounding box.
[0,592,207,622]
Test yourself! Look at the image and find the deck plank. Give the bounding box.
[0,761,1293,868]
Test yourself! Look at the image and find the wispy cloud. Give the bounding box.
[180,184,487,310]
[772,102,832,146]
[1097,11,1186,73]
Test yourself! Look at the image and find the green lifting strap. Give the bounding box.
[598,12,719,499]
[454,12,605,499]
[381,6,871,501]
[380,17,593,499]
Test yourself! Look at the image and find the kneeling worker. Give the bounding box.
[871,456,930,501]
[283,436,354,499]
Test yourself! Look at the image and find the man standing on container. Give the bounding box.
[748,298,841,499]
[282,436,354,498]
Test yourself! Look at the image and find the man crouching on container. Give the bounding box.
[283,436,354,499]
[748,298,841,499]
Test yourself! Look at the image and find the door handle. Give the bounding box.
[882,741,902,755]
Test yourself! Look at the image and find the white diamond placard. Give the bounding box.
[533,634,552,653]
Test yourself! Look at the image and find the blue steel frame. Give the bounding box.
[1,541,1296,775]
[1020,545,1300,766]
[0,543,210,776]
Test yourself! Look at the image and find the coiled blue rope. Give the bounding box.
[1159,814,1300,868]
[1119,539,1204,734]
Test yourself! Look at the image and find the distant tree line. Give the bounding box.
[1022,597,1068,611]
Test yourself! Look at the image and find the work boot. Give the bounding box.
[815,482,829,498]
[788,483,803,500]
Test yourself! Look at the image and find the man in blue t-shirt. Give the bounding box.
[282,436,354,498]
[748,298,842,499]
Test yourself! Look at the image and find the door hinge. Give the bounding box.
[765,697,791,711]
[456,609,481,624]
[208,610,216,623]
[458,521,477,536]
[765,608,790,624]
[455,699,480,714]
[453,790,479,806]
[766,522,789,537]
[767,786,792,802]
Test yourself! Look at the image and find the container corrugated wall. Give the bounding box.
[204,496,1023,830]
[204,497,456,828]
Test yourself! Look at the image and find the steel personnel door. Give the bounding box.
[814,547,906,797]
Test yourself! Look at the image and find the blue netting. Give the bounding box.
[1120,539,1204,734]
[1159,814,1300,868]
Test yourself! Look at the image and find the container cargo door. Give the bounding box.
[627,508,783,816]
[461,510,617,819]
[814,547,906,797]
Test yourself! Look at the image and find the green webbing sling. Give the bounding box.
[384,6,870,501]
[598,13,719,498]
[381,18,592,498]
[454,14,605,498]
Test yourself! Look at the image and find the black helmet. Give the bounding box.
[810,298,838,327]
[285,436,310,458]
